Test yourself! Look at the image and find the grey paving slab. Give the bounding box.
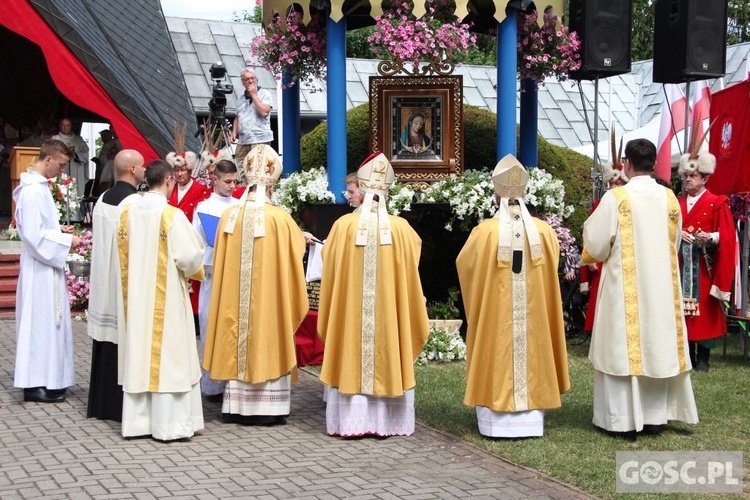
[0,319,591,499]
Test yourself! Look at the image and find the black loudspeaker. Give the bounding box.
[567,0,633,80]
[653,0,728,83]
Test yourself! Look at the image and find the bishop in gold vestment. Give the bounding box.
[202,146,308,425]
[318,152,429,437]
[457,155,569,438]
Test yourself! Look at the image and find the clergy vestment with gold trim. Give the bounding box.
[318,211,429,436]
[582,176,698,432]
[117,192,206,440]
[202,196,308,419]
[457,215,570,437]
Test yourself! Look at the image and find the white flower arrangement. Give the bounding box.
[387,181,415,216]
[524,168,575,219]
[420,170,497,232]
[416,324,467,366]
[48,173,81,223]
[272,166,336,215]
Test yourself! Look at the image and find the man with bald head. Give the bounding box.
[86,149,145,421]
[52,118,90,197]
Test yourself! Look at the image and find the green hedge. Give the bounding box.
[299,103,594,239]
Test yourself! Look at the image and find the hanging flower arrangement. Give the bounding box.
[250,9,327,88]
[729,193,750,222]
[367,0,477,70]
[517,11,581,84]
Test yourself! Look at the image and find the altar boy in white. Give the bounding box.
[192,159,239,399]
[117,159,205,441]
[13,140,82,404]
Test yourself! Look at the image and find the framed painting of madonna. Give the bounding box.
[369,75,463,187]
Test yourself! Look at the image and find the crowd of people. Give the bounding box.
[12,101,731,443]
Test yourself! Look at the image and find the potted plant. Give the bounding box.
[426,286,462,334]
[517,10,582,85]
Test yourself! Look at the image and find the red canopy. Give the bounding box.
[1,0,159,161]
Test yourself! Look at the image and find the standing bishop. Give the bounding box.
[318,152,429,437]
[203,145,308,425]
[117,159,205,441]
[457,154,570,438]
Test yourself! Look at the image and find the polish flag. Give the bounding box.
[690,79,711,144]
[655,84,687,183]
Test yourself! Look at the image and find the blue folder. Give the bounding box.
[198,212,221,247]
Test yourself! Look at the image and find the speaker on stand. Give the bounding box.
[653,0,728,157]
[567,0,633,202]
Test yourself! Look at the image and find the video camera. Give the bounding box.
[208,61,233,123]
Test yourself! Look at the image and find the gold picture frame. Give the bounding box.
[369,75,463,186]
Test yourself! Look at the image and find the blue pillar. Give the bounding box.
[496,8,518,160]
[519,77,538,167]
[327,15,347,203]
[282,69,300,174]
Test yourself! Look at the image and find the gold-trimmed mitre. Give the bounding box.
[491,154,543,268]
[237,145,284,238]
[492,154,529,199]
[356,152,395,246]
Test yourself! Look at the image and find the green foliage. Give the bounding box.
[234,6,262,23]
[299,103,371,173]
[426,287,461,320]
[728,1,750,45]
[631,0,655,61]
[463,105,498,171]
[346,26,379,59]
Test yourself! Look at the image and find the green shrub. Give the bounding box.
[299,103,370,174]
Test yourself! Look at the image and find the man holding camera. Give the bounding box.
[231,69,273,175]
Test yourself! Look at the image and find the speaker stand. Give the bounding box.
[592,76,601,203]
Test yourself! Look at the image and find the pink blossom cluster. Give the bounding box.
[517,11,581,84]
[367,0,477,69]
[73,229,93,260]
[66,270,90,311]
[541,213,577,263]
[729,193,750,222]
[250,10,327,89]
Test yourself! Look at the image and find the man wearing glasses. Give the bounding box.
[230,69,273,176]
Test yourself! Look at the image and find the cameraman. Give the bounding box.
[231,69,273,176]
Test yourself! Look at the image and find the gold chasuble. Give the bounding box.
[202,199,308,384]
[457,218,570,412]
[318,212,429,397]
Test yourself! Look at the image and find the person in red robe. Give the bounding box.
[166,149,210,316]
[579,160,628,333]
[678,150,736,372]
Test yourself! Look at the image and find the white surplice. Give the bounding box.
[13,170,75,390]
[88,193,141,343]
[193,193,238,396]
[117,192,205,440]
[583,176,698,432]
[52,132,90,196]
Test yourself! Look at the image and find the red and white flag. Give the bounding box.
[690,79,711,144]
[655,84,687,183]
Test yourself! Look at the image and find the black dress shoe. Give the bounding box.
[23,387,66,403]
[642,424,666,436]
[46,388,67,396]
[694,361,709,372]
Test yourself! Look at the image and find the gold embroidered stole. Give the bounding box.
[510,205,529,411]
[117,204,178,391]
[611,188,643,375]
[360,217,378,395]
[665,188,688,372]
[237,204,257,380]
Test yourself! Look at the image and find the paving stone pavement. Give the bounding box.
[0,319,592,499]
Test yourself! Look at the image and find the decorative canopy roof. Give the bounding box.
[261,0,563,32]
